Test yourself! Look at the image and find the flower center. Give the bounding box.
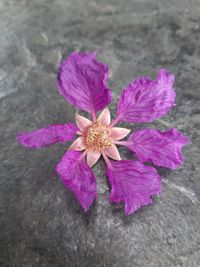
[84,121,112,151]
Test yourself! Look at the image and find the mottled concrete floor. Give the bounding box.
[0,0,200,266]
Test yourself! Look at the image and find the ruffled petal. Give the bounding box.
[56,150,97,211]
[116,69,175,122]
[17,123,78,148]
[87,150,101,167]
[75,114,92,132]
[69,137,85,151]
[97,108,111,126]
[128,128,189,169]
[111,127,130,141]
[57,51,112,113]
[106,160,161,215]
[104,144,121,160]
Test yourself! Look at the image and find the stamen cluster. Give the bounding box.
[84,121,112,151]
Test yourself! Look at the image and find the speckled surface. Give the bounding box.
[0,0,200,266]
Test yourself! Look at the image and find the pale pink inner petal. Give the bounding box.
[97,108,111,126]
[111,127,131,141]
[69,137,85,151]
[87,150,101,167]
[75,115,92,132]
[104,144,121,160]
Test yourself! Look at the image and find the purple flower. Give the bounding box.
[17,51,189,215]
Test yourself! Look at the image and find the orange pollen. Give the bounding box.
[84,121,112,151]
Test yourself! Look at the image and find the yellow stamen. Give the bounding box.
[84,121,112,151]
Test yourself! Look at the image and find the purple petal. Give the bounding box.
[106,160,161,215]
[17,123,78,148]
[57,51,112,113]
[116,69,175,122]
[56,150,97,211]
[128,128,189,169]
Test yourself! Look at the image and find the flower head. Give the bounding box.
[69,108,130,167]
[17,51,189,215]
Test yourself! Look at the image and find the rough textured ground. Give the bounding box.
[0,0,200,266]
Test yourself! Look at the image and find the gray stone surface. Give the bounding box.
[0,0,200,266]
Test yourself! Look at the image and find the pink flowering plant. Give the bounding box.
[17,52,189,215]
